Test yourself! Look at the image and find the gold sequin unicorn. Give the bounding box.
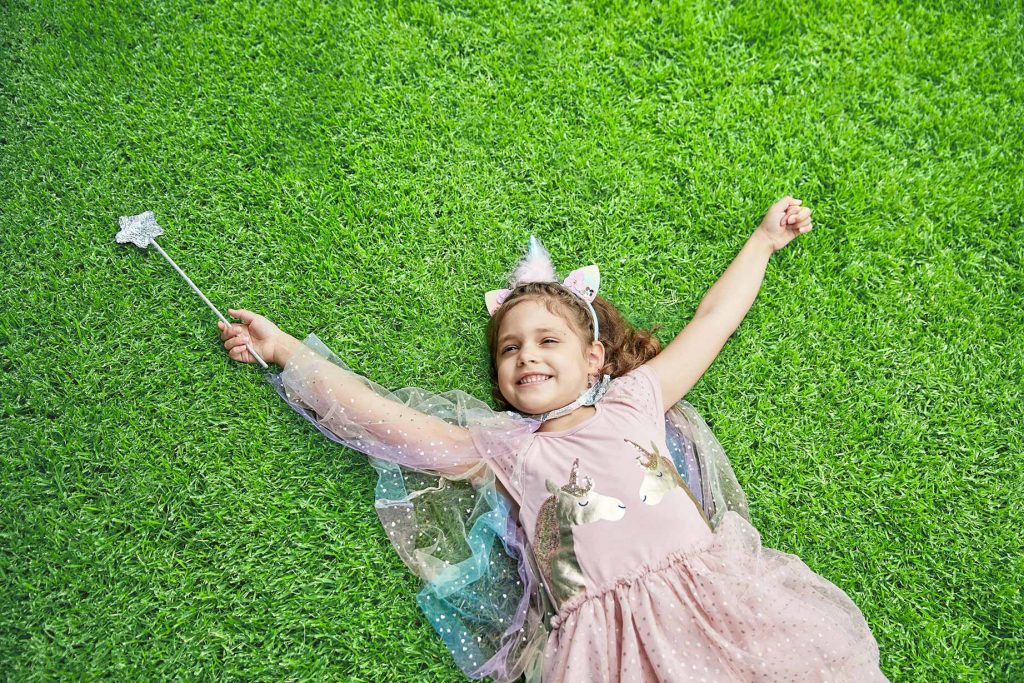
[626,439,709,526]
[534,458,626,604]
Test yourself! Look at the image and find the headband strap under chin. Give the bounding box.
[516,372,612,422]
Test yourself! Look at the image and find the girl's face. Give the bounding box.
[495,299,604,414]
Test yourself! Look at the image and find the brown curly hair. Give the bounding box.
[485,282,663,410]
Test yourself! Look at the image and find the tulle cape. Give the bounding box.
[266,334,750,682]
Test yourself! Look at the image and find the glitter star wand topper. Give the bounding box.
[115,211,268,369]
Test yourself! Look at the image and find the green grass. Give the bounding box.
[2,0,1022,680]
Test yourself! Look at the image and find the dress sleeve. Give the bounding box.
[606,363,666,423]
[265,333,538,481]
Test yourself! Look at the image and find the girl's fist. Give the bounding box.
[757,196,813,253]
[218,308,283,364]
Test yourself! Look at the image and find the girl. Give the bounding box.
[218,197,888,682]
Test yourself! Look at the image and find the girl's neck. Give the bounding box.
[537,405,597,433]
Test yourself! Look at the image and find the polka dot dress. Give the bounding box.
[504,366,888,682]
[270,334,888,682]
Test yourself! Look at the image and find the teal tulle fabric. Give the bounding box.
[266,333,749,682]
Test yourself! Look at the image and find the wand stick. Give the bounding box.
[116,211,268,369]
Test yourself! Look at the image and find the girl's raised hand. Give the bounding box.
[756,196,813,253]
[218,308,283,365]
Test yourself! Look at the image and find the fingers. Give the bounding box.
[225,336,254,363]
[785,206,812,224]
[217,320,253,363]
[218,320,247,341]
[774,196,796,211]
[778,199,814,235]
[229,308,256,323]
[225,333,250,351]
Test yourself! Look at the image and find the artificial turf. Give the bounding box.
[1,0,1022,679]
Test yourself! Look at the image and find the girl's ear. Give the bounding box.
[587,340,606,375]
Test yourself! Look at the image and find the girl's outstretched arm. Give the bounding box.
[280,333,475,466]
[221,312,494,481]
[277,334,481,476]
[645,197,812,407]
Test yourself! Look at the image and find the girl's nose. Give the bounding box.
[517,348,539,364]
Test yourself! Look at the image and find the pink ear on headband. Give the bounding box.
[484,288,513,316]
[562,265,600,303]
[484,264,601,317]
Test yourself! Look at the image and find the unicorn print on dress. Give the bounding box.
[534,458,626,605]
[626,439,710,526]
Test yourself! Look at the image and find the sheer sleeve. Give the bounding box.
[264,333,550,682]
[266,333,537,480]
[268,335,483,475]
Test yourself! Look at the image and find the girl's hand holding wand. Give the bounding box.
[755,196,813,254]
[218,308,299,366]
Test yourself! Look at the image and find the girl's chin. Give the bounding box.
[511,395,567,415]
[504,381,581,413]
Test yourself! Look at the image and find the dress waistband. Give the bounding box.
[548,535,718,630]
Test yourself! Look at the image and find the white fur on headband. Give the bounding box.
[508,235,558,286]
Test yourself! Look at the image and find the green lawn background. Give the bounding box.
[1,0,1022,680]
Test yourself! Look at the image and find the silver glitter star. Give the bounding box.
[116,210,164,248]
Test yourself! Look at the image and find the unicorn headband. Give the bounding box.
[484,236,601,341]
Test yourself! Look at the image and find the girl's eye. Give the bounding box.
[502,339,557,354]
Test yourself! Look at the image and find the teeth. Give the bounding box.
[519,375,550,385]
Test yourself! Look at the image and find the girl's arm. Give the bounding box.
[691,229,775,329]
[645,231,773,407]
[271,332,487,481]
[646,197,811,407]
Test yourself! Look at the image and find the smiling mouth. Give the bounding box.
[518,375,552,386]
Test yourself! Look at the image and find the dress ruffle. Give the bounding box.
[544,511,886,682]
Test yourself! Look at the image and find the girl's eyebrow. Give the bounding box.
[498,327,562,345]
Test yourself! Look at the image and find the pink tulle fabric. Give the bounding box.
[270,334,888,682]
[543,511,886,681]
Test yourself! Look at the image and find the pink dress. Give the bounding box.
[488,365,888,682]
